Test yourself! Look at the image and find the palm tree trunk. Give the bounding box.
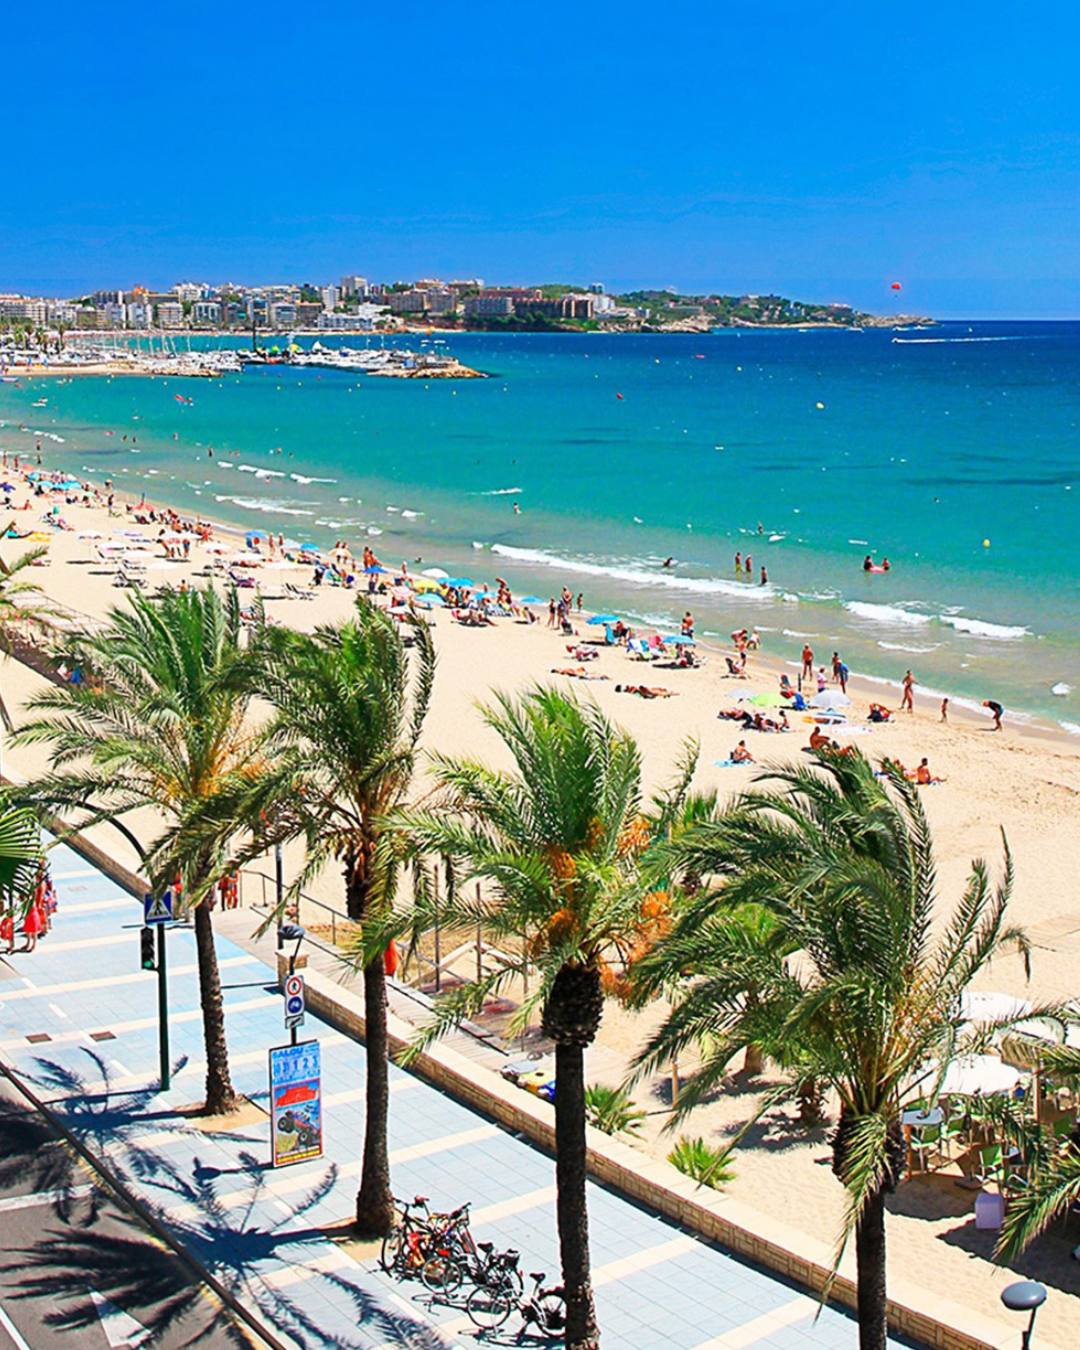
[192,899,236,1114]
[355,949,394,1235]
[554,1041,600,1350]
[854,1183,888,1350]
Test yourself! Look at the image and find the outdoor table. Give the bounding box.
[902,1107,944,1177]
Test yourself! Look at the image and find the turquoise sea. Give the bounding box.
[2,323,1079,728]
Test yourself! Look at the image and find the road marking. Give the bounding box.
[472,1185,556,1225]
[0,1301,31,1350]
[53,868,102,881]
[592,1234,700,1286]
[688,1295,816,1348]
[29,934,134,954]
[321,1079,420,1107]
[0,1183,96,1213]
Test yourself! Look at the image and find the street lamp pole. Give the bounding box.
[1001,1280,1047,1350]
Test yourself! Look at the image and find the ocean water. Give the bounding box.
[2,322,1079,728]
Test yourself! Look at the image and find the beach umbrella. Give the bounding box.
[414,594,445,607]
[937,1054,1023,1098]
[587,614,619,625]
[665,635,696,646]
[410,576,441,593]
[520,596,543,605]
[959,992,1033,1026]
[299,543,321,553]
[146,560,181,571]
[420,567,449,580]
[263,558,300,571]
[121,550,155,563]
[364,564,388,574]
[809,689,852,710]
[746,691,788,708]
[445,577,473,588]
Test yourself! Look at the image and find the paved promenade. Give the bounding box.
[0,840,914,1350]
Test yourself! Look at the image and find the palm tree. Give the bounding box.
[0,803,43,933]
[0,543,50,747]
[14,586,265,1114]
[404,686,674,1350]
[996,1041,1080,1261]
[242,600,435,1236]
[632,750,1029,1350]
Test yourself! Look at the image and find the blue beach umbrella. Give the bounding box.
[587,614,619,625]
[445,577,473,588]
[415,594,446,607]
[364,564,388,574]
[520,596,543,604]
[667,635,696,646]
[299,543,321,553]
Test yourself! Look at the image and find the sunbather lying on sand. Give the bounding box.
[615,684,677,699]
[551,667,610,681]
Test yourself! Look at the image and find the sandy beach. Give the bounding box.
[1,465,1078,1345]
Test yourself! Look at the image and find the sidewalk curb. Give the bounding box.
[0,1054,296,1350]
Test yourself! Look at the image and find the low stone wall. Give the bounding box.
[302,967,1019,1350]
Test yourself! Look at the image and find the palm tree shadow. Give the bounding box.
[11,1052,451,1347]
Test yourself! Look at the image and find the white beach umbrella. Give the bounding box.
[146,560,182,571]
[959,991,1033,1026]
[809,689,852,710]
[121,550,156,563]
[938,1054,1023,1097]
[421,567,449,580]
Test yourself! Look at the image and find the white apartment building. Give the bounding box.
[156,301,184,328]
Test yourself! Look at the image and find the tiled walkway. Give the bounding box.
[0,841,916,1349]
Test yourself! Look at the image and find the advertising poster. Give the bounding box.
[269,1040,322,1167]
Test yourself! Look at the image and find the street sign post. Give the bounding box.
[284,972,305,1043]
[269,1040,322,1168]
[143,891,174,1089]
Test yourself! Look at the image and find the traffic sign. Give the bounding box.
[284,973,305,1030]
[143,890,174,925]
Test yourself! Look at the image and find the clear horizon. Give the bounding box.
[6,1,1079,319]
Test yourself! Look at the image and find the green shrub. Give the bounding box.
[585,1083,646,1137]
[667,1136,735,1189]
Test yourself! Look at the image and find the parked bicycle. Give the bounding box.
[467,1266,565,1334]
[380,1196,466,1280]
[420,1204,523,1303]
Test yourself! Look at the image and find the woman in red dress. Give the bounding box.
[22,901,45,952]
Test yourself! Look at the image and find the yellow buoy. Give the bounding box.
[816,401,825,409]
[983,538,990,547]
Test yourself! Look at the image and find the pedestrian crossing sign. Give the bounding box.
[143,890,174,925]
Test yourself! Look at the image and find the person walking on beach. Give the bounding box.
[983,699,1003,731]
[801,644,814,680]
[901,669,915,712]
[760,565,768,585]
[941,697,949,723]
[681,611,694,639]
[734,551,742,573]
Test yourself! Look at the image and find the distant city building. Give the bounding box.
[295,302,322,327]
[0,295,47,323]
[156,301,184,328]
[270,301,297,328]
[340,275,367,297]
[463,294,514,318]
[173,282,205,302]
[388,290,428,314]
[319,286,339,312]
[425,290,458,315]
[192,300,222,326]
[448,279,484,296]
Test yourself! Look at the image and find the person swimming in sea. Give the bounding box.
[662,557,674,568]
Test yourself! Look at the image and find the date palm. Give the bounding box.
[14,586,264,1114]
[0,543,50,744]
[404,686,673,1350]
[632,750,1029,1350]
[241,601,435,1236]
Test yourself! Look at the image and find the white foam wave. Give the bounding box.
[1059,721,1080,736]
[290,473,337,485]
[481,487,522,496]
[490,544,775,600]
[877,641,941,654]
[401,510,423,519]
[1051,682,1071,697]
[845,601,931,627]
[940,615,1029,640]
[237,464,286,479]
[216,495,314,517]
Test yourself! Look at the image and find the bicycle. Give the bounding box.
[420,1205,522,1304]
[380,1196,450,1278]
[467,1265,565,1334]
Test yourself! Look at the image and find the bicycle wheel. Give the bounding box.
[380,1226,404,1274]
[536,1289,566,1333]
[421,1253,464,1296]
[467,1282,514,1329]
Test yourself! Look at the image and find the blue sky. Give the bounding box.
[6,1,1080,315]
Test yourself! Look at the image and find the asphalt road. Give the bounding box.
[0,1077,254,1350]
